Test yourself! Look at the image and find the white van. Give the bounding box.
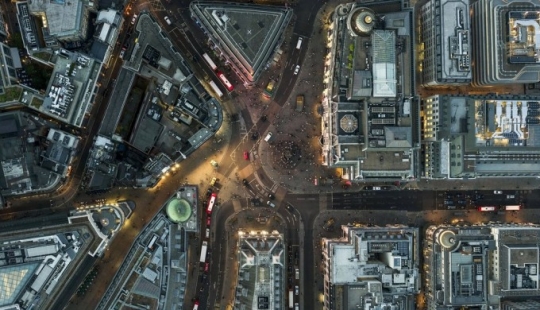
[164,16,172,25]
[264,132,273,142]
[296,37,303,50]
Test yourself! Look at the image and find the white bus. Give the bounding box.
[289,289,294,309]
[147,235,157,251]
[209,81,223,98]
[200,241,208,263]
[505,205,521,211]
[202,53,217,71]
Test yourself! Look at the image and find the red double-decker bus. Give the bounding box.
[217,72,234,91]
[207,193,217,215]
[478,206,496,212]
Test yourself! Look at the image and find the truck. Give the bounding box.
[200,241,208,263]
[289,289,294,309]
[295,95,304,112]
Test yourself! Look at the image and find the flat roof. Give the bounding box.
[27,0,83,38]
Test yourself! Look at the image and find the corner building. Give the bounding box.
[425,223,540,309]
[322,225,420,310]
[471,0,540,86]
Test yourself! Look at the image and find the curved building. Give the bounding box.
[166,198,193,223]
[347,7,376,36]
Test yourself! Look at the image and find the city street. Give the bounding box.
[3,0,540,309]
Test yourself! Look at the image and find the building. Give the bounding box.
[321,2,419,180]
[38,50,100,127]
[26,0,94,47]
[0,43,22,92]
[322,225,420,310]
[422,95,540,179]
[425,223,540,310]
[0,231,84,309]
[234,230,285,310]
[88,9,123,65]
[0,9,8,42]
[420,0,471,86]
[40,128,80,177]
[190,2,292,86]
[471,0,540,86]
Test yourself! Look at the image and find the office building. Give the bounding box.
[425,223,540,309]
[321,2,419,180]
[420,0,471,86]
[322,225,420,310]
[422,95,540,178]
[190,2,292,87]
[471,0,540,85]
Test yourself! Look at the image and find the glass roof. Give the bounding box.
[0,262,39,306]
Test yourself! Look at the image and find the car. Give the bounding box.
[164,16,172,25]
[373,186,381,190]
[295,285,299,295]
[119,50,125,59]
[205,228,210,238]
[293,65,300,75]
[206,217,211,226]
[243,151,249,160]
[210,177,217,186]
[204,262,209,272]
[268,193,275,200]
[206,188,213,197]
[494,190,503,194]
[264,132,273,142]
[131,14,138,24]
[267,201,276,208]
[506,194,515,199]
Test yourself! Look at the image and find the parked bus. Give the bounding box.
[217,72,234,91]
[207,193,217,215]
[505,205,521,211]
[209,81,223,98]
[289,289,294,309]
[202,53,217,71]
[478,206,496,212]
[200,241,208,263]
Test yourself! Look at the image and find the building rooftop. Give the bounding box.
[27,0,85,40]
[423,95,540,178]
[321,3,417,180]
[425,223,540,309]
[322,225,419,310]
[190,2,292,85]
[40,50,100,127]
[235,231,285,310]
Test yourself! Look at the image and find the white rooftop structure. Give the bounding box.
[371,30,397,98]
